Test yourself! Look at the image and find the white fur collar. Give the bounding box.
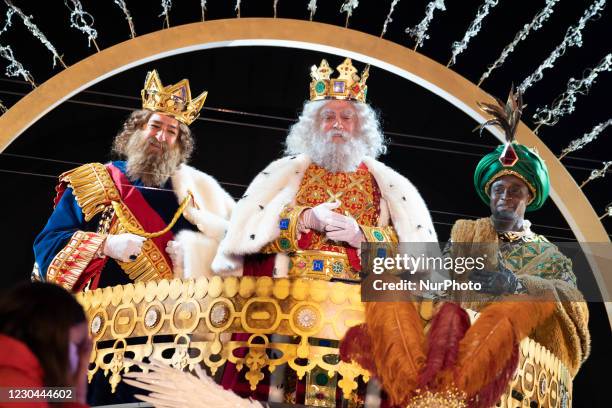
[213,154,437,272]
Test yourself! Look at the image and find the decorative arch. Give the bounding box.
[0,18,609,315]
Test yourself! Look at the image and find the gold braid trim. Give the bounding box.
[262,204,309,253]
[59,163,121,222]
[484,169,536,205]
[111,191,193,239]
[47,231,106,291]
[108,204,174,282]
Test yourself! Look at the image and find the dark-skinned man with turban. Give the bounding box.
[426,88,591,407]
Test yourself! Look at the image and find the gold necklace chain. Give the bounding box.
[111,191,193,239]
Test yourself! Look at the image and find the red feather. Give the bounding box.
[468,340,519,408]
[339,324,378,376]
[419,302,470,388]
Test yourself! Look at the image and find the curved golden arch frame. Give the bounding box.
[0,18,610,320]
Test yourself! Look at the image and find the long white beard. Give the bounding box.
[306,129,368,173]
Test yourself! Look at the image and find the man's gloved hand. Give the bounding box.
[298,201,341,233]
[470,263,519,295]
[102,233,146,263]
[324,213,365,248]
[165,240,183,273]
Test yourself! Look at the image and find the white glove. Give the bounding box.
[324,213,365,248]
[103,233,146,263]
[299,201,342,233]
[165,240,183,274]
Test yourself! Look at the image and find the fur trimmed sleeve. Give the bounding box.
[172,165,236,242]
[212,155,311,273]
[519,276,590,377]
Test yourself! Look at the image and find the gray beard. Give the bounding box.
[306,130,367,173]
[124,130,183,187]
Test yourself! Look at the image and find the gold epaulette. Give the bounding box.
[59,163,121,221]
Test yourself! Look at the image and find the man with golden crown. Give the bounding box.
[212,58,437,278]
[207,57,438,404]
[33,70,235,292]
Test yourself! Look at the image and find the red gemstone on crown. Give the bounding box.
[499,143,519,167]
[352,84,361,94]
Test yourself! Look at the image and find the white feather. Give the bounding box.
[123,359,262,408]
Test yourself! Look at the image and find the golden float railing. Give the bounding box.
[77,277,572,408]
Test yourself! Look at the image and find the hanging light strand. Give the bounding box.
[112,0,136,38]
[308,0,318,21]
[518,0,606,93]
[201,0,207,21]
[448,0,500,67]
[159,0,172,28]
[479,0,559,85]
[405,0,445,49]
[340,0,359,28]
[581,160,612,188]
[560,119,612,159]
[64,0,99,51]
[0,7,15,37]
[601,203,612,220]
[533,53,612,130]
[3,0,67,68]
[380,0,400,38]
[0,44,36,87]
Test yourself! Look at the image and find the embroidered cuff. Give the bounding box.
[46,231,106,291]
[262,205,310,253]
[360,225,398,243]
[515,277,528,294]
[359,225,399,274]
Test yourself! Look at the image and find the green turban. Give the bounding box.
[474,143,550,212]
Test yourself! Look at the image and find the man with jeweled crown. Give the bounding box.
[213,57,437,277]
[33,70,235,295]
[208,57,438,404]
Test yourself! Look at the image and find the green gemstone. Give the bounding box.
[315,81,326,94]
[280,238,291,249]
[315,372,328,386]
[373,231,384,241]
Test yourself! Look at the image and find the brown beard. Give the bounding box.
[124,130,184,187]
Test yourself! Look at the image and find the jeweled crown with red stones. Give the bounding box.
[141,70,208,126]
[309,58,369,103]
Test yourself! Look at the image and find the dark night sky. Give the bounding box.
[0,1,610,406]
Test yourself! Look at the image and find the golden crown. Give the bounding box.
[141,70,208,126]
[309,58,369,103]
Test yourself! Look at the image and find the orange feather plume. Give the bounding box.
[451,313,516,397]
[365,302,427,406]
[450,299,556,398]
